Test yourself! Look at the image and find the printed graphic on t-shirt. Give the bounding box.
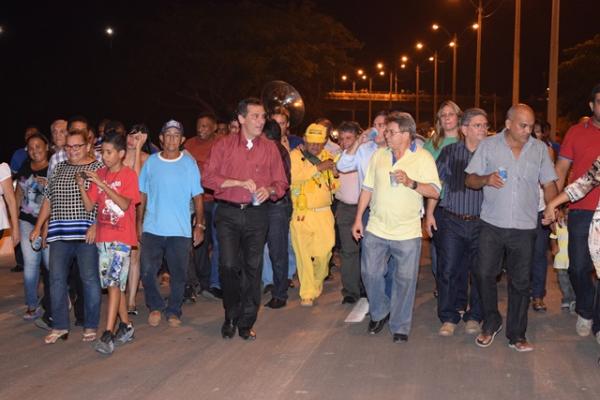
[19,175,45,217]
[99,180,125,229]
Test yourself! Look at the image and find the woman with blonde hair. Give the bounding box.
[423,100,464,298]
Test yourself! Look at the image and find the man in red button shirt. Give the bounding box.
[203,97,289,340]
[554,83,600,341]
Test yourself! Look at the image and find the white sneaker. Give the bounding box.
[576,315,592,337]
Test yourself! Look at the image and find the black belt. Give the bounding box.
[217,199,263,210]
[444,209,479,221]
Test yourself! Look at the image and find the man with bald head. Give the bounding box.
[465,104,557,352]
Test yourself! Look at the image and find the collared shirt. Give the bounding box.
[336,140,379,186]
[423,136,459,161]
[559,120,600,211]
[335,170,360,205]
[203,133,288,204]
[465,131,557,230]
[184,135,216,202]
[437,141,483,216]
[363,146,440,240]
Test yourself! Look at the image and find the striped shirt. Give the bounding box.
[44,160,103,242]
[436,141,483,216]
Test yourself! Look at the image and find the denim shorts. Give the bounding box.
[97,242,131,291]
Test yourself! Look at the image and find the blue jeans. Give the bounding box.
[362,207,394,297]
[263,231,296,285]
[189,202,220,290]
[262,199,291,300]
[20,220,50,308]
[140,233,191,318]
[568,210,600,332]
[49,240,100,330]
[531,212,550,298]
[434,211,482,324]
[361,232,421,335]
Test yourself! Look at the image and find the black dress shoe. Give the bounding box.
[238,327,256,341]
[368,314,389,335]
[221,319,237,339]
[10,265,23,272]
[265,298,287,309]
[208,287,223,299]
[342,296,357,305]
[393,333,408,343]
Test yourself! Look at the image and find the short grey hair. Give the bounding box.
[386,111,416,140]
[461,108,488,126]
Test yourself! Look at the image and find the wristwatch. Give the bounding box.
[411,180,418,190]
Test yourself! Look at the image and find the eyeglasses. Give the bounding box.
[465,123,489,130]
[384,129,409,135]
[65,143,86,150]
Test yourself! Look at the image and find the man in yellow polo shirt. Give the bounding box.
[352,112,440,343]
[290,123,338,306]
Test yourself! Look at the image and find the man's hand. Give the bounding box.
[485,172,504,189]
[239,179,257,193]
[542,207,557,226]
[317,159,335,172]
[424,213,437,238]
[351,220,364,242]
[392,169,413,187]
[193,225,205,247]
[255,187,270,203]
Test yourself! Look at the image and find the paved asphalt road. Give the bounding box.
[0,240,599,400]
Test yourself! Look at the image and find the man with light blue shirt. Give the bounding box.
[139,120,205,328]
[465,104,557,352]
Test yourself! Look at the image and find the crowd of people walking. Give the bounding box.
[1,83,599,355]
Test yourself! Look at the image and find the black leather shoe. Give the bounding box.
[342,296,357,305]
[208,287,223,299]
[221,319,237,339]
[10,265,23,272]
[265,298,287,309]
[238,327,256,341]
[393,333,408,343]
[368,314,389,335]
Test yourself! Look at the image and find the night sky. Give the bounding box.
[2,0,598,161]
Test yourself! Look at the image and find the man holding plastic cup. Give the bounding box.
[351,112,440,343]
[203,98,288,341]
[465,104,557,352]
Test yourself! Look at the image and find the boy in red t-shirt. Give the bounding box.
[78,132,140,355]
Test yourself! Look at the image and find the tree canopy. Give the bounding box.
[559,34,600,121]
[123,1,362,121]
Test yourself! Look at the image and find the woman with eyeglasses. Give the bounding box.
[31,128,103,344]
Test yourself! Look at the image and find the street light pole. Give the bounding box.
[451,35,457,102]
[547,0,560,141]
[512,0,522,105]
[416,64,421,125]
[475,0,483,107]
[433,51,438,124]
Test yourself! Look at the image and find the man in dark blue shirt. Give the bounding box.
[425,108,488,338]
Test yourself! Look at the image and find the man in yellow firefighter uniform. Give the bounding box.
[290,123,339,306]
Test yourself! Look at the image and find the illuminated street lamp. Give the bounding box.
[105,26,115,49]
[417,42,439,123]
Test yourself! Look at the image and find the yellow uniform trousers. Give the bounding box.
[290,207,335,301]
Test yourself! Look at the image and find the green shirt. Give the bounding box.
[423,136,459,160]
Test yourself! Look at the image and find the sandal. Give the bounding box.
[127,307,138,316]
[82,330,97,342]
[44,330,69,344]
